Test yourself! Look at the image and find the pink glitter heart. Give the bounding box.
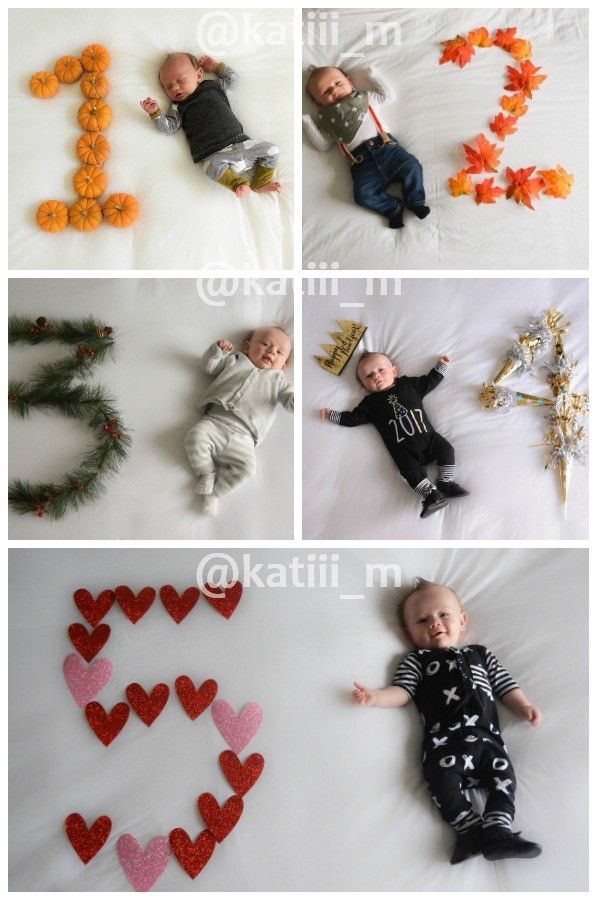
[211,700,263,754]
[63,653,113,708]
[117,834,170,892]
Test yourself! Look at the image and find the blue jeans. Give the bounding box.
[350,135,426,221]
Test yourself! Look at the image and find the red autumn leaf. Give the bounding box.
[509,38,533,60]
[538,165,574,199]
[468,27,493,48]
[475,177,506,205]
[494,27,518,51]
[489,112,518,140]
[505,166,545,209]
[504,60,547,98]
[463,134,503,174]
[448,169,474,197]
[500,91,529,117]
[440,35,475,68]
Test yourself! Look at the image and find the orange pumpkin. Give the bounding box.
[76,131,111,166]
[54,55,83,84]
[103,193,139,228]
[80,72,109,99]
[77,99,112,132]
[73,165,108,199]
[29,71,59,99]
[36,200,69,232]
[69,198,103,231]
[81,43,111,73]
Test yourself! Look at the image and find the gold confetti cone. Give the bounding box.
[514,391,554,407]
[492,357,522,385]
[559,457,571,504]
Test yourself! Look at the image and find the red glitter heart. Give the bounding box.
[202,581,243,619]
[85,701,130,746]
[125,682,170,726]
[169,828,216,879]
[115,586,156,623]
[175,676,218,720]
[219,750,265,797]
[197,793,243,842]
[65,812,112,864]
[68,622,111,662]
[159,585,200,624]
[73,589,115,627]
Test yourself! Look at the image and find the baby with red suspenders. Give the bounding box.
[303,66,430,229]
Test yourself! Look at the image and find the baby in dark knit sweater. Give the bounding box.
[320,351,469,518]
[141,52,280,196]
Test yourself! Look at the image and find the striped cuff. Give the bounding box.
[329,410,341,424]
[434,361,448,375]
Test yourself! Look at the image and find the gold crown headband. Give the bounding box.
[314,320,367,376]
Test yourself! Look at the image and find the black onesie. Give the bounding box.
[329,362,454,492]
[393,645,520,835]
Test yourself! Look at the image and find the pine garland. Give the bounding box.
[8,316,131,519]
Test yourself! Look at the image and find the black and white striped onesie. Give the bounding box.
[393,645,519,835]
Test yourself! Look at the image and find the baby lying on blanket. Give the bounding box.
[184,326,294,516]
[141,52,280,196]
[303,66,429,228]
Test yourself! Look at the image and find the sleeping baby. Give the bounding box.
[185,326,293,515]
[303,66,429,228]
[320,350,468,519]
[141,52,280,196]
[353,577,543,864]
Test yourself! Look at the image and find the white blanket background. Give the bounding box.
[303,277,588,539]
[8,278,294,540]
[9,8,293,270]
[8,547,587,891]
[302,7,588,270]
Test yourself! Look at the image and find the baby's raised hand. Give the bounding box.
[140,98,160,115]
[524,704,543,727]
[353,681,375,706]
[217,339,235,352]
[319,408,332,420]
[198,54,219,73]
[439,354,451,365]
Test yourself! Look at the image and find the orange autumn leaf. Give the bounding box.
[494,27,518,50]
[505,166,545,210]
[500,91,529,117]
[468,27,493,48]
[448,169,474,197]
[475,177,506,205]
[504,60,547,98]
[440,35,475,68]
[463,134,503,174]
[538,165,574,199]
[509,38,533,60]
[490,112,518,140]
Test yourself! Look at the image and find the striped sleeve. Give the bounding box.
[391,651,422,698]
[484,648,519,698]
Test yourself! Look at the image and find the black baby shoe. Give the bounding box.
[389,209,404,229]
[420,488,449,518]
[450,825,484,865]
[437,481,470,498]
[409,204,431,219]
[482,827,542,860]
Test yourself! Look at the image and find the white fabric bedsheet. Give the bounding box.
[8,8,293,271]
[8,547,588,891]
[8,278,294,540]
[302,7,588,270]
[303,277,588,539]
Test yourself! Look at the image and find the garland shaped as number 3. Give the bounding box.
[441,26,574,208]
[30,43,139,231]
[8,316,130,519]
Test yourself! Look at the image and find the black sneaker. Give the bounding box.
[437,481,470,498]
[409,204,431,219]
[420,488,449,518]
[482,827,542,861]
[389,208,404,229]
[450,826,484,865]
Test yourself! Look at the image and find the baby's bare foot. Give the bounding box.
[235,184,251,198]
[252,181,281,194]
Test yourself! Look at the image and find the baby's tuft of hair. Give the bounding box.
[397,576,462,628]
